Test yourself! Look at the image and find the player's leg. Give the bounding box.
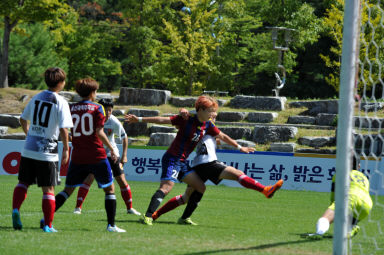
[12,157,34,230]
[41,186,57,232]
[94,158,125,232]
[220,166,283,198]
[115,174,141,215]
[142,180,174,225]
[152,186,193,220]
[12,182,28,230]
[74,174,95,214]
[141,154,179,225]
[109,158,140,215]
[37,160,61,232]
[56,161,87,212]
[178,171,206,225]
[316,207,335,235]
[103,183,124,232]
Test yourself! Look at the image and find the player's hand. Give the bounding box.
[110,149,118,163]
[124,114,138,123]
[240,147,255,154]
[61,149,70,165]
[120,155,127,164]
[179,108,189,120]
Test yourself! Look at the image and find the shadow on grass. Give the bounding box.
[182,235,329,255]
[114,219,179,225]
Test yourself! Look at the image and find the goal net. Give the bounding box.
[335,0,384,254]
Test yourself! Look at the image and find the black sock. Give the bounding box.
[105,193,116,226]
[181,191,203,219]
[145,190,165,217]
[55,191,69,212]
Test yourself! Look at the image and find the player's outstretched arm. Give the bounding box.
[216,131,255,154]
[124,114,172,124]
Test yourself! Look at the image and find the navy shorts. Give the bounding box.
[161,153,194,183]
[193,160,227,185]
[107,157,124,177]
[18,156,58,187]
[65,158,113,188]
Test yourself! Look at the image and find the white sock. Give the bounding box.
[316,217,330,235]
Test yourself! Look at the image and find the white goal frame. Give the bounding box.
[334,0,361,254]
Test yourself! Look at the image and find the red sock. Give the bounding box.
[238,174,265,192]
[76,183,90,209]
[42,193,55,228]
[120,184,132,210]
[12,183,28,211]
[156,195,185,218]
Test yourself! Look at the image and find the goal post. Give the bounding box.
[334,0,361,254]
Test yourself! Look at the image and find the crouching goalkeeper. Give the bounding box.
[316,155,373,238]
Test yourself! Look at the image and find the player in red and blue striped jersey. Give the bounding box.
[125,95,254,225]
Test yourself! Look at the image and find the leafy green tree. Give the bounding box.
[156,0,220,95]
[321,0,384,96]
[243,0,323,96]
[60,19,122,89]
[0,0,71,88]
[203,0,262,94]
[118,0,174,89]
[7,23,67,89]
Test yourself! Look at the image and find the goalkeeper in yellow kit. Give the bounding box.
[315,156,373,238]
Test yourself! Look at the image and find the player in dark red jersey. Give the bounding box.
[41,78,125,232]
[125,95,254,225]
[152,110,283,225]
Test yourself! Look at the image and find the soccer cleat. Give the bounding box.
[12,209,22,230]
[127,208,141,216]
[262,179,284,198]
[40,218,45,229]
[42,225,58,233]
[140,216,153,226]
[177,217,198,226]
[349,225,360,238]
[152,211,159,221]
[73,207,82,214]
[107,224,126,232]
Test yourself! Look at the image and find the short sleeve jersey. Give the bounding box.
[167,114,220,161]
[21,90,73,162]
[332,170,372,203]
[103,115,127,157]
[70,100,107,164]
[190,135,218,167]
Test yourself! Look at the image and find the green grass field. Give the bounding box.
[0,175,383,255]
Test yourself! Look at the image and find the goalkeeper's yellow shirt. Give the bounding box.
[329,170,373,221]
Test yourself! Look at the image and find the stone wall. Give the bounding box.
[118,87,171,106]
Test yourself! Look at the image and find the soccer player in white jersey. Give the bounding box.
[72,98,140,216]
[152,110,283,224]
[12,67,73,233]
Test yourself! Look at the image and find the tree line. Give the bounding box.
[1,0,383,99]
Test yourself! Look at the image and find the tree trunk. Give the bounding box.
[0,17,17,88]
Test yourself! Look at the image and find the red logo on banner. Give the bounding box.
[3,152,21,174]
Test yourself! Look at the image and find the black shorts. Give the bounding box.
[193,160,227,185]
[107,157,124,177]
[18,156,58,187]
